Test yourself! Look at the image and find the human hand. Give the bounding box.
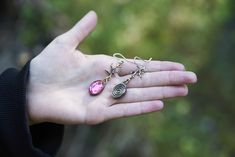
[27,11,197,125]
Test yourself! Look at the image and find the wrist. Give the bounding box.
[26,67,46,125]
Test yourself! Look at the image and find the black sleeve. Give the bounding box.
[0,61,64,157]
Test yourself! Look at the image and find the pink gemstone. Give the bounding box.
[89,80,105,95]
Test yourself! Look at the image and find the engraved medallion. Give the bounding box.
[112,83,127,99]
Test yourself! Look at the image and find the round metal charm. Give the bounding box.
[112,83,127,99]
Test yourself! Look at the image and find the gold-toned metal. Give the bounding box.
[103,60,124,84]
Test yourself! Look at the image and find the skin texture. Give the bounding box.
[27,11,197,125]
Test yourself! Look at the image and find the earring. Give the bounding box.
[112,54,152,99]
[89,59,124,96]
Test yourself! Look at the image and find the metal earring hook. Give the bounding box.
[113,53,135,64]
[133,56,152,74]
[134,56,152,67]
[113,53,152,69]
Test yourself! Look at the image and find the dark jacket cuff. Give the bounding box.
[0,61,64,157]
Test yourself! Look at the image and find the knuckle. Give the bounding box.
[168,72,174,84]
[160,87,166,98]
[76,26,86,42]
[53,35,66,45]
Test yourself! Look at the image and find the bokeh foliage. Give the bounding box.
[10,0,235,156]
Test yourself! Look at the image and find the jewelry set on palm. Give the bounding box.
[89,53,152,99]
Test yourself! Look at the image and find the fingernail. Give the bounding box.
[187,72,197,83]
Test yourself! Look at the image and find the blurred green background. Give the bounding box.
[0,0,235,157]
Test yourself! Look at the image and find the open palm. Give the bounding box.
[27,11,197,125]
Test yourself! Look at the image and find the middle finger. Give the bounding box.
[121,71,197,88]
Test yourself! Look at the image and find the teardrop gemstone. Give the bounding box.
[89,80,105,95]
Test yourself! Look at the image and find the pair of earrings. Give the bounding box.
[89,53,151,99]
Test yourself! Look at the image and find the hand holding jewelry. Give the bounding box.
[28,11,197,125]
[89,53,151,99]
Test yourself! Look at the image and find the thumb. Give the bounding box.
[58,11,98,49]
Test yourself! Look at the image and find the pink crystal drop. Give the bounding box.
[89,80,105,95]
